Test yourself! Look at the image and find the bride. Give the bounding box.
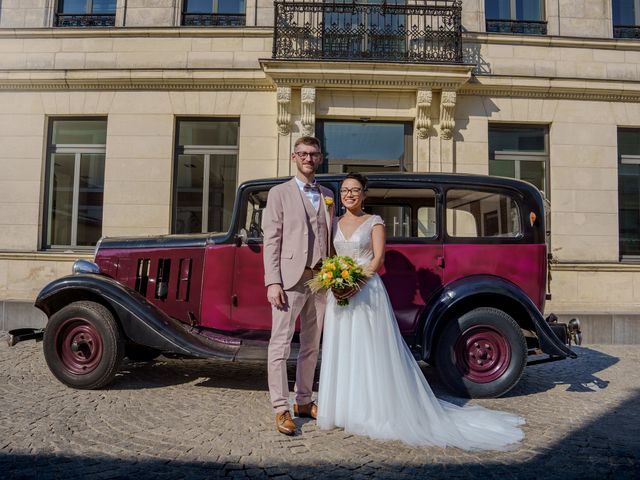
[317,172,525,450]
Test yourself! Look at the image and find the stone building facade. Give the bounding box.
[0,1,639,342]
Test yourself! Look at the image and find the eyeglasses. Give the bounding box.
[339,187,363,196]
[294,151,322,160]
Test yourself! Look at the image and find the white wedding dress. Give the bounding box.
[317,215,525,450]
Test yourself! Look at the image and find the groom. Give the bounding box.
[262,136,334,435]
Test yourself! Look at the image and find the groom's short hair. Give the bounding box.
[294,136,321,151]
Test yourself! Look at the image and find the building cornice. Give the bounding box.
[0,69,274,91]
[464,31,640,51]
[0,26,273,39]
[260,59,474,91]
[460,75,640,102]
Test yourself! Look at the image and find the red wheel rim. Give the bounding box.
[55,318,103,375]
[453,325,511,384]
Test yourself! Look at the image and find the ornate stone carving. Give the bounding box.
[416,89,432,139]
[439,90,457,140]
[301,87,316,136]
[276,86,292,136]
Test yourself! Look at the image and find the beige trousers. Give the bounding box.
[267,268,326,413]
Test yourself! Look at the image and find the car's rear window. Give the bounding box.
[446,189,521,238]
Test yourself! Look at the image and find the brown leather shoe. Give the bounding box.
[293,401,318,419]
[275,410,295,436]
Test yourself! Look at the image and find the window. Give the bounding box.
[173,119,239,234]
[44,119,107,249]
[55,0,116,27]
[317,121,413,173]
[446,189,521,238]
[489,124,549,195]
[618,128,640,260]
[182,0,246,26]
[365,187,437,240]
[485,0,546,35]
[613,0,640,38]
[323,0,407,59]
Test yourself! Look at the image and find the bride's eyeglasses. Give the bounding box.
[339,187,363,196]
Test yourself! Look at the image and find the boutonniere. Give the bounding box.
[324,197,334,208]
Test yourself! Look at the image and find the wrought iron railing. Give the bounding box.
[55,14,116,27]
[273,1,463,64]
[486,19,547,35]
[614,25,640,39]
[182,13,246,27]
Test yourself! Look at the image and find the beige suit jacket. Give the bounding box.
[262,177,334,290]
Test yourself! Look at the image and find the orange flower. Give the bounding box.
[341,270,349,279]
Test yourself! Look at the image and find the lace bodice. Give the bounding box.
[333,215,385,265]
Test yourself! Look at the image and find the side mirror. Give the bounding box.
[235,228,248,247]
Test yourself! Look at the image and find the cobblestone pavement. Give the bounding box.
[1,336,638,480]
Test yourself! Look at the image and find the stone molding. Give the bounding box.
[0,252,92,261]
[464,31,640,52]
[300,87,316,136]
[260,60,474,92]
[415,89,432,139]
[551,262,640,272]
[0,27,273,39]
[276,85,291,136]
[460,76,640,103]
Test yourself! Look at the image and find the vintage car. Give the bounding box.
[8,173,578,398]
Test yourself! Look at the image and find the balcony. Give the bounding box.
[55,14,116,27]
[486,19,547,35]
[272,0,463,64]
[182,13,246,27]
[614,25,640,39]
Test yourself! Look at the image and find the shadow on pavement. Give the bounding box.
[504,346,618,398]
[1,389,638,479]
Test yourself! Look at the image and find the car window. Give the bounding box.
[446,189,521,238]
[244,189,269,240]
[365,187,437,240]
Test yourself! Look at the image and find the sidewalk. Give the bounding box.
[1,337,638,479]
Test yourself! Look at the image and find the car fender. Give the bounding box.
[421,275,577,361]
[35,274,237,359]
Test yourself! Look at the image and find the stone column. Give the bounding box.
[415,89,433,173]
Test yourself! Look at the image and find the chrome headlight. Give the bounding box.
[72,259,100,275]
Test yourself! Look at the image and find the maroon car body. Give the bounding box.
[11,173,577,398]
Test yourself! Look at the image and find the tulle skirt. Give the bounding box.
[317,274,525,450]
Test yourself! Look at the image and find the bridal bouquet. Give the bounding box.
[307,255,372,306]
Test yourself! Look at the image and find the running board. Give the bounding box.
[7,328,44,347]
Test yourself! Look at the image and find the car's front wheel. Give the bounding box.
[434,307,527,398]
[43,301,124,389]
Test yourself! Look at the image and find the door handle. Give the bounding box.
[231,294,238,307]
[436,255,445,268]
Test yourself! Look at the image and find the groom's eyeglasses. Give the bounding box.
[294,151,322,160]
[339,187,363,196]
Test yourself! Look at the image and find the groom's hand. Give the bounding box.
[267,284,287,310]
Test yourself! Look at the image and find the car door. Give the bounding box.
[364,182,444,337]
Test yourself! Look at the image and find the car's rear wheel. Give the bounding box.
[434,307,527,398]
[43,301,124,389]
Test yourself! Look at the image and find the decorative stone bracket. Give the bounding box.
[276,86,292,136]
[301,87,316,136]
[416,89,432,139]
[439,90,457,140]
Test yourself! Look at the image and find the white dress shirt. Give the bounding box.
[295,176,321,211]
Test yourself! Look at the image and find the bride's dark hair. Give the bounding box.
[341,172,368,191]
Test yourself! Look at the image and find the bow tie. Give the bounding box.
[303,183,319,193]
